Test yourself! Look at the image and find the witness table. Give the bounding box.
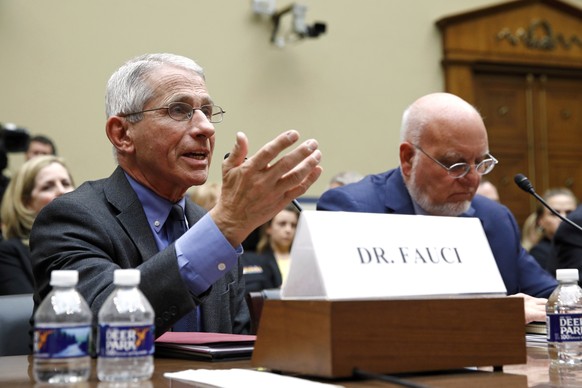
[0,345,577,387]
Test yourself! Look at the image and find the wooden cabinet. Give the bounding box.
[437,0,582,227]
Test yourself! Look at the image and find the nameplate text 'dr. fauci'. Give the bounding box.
[282,210,506,299]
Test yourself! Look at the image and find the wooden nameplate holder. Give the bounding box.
[251,297,526,378]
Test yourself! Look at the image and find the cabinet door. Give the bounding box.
[543,76,582,200]
[473,72,582,227]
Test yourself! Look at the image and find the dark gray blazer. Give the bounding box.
[30,166,249,337]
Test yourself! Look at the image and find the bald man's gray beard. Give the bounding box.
[406,165,471,217]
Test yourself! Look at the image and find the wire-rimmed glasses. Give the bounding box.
[120,102,225,123]
[413,144,498,179]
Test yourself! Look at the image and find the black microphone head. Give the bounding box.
[514,173,535,194]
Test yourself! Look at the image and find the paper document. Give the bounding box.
[164,368,344,388]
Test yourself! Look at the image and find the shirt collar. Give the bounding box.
[124,172,186,233]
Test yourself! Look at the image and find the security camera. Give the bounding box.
[270,2,327,47]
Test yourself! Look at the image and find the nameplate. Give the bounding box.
[282,210,506,299]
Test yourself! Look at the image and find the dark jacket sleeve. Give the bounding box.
[551,207,582,286]
[0,239,34,295]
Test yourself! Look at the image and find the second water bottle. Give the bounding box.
[97,268,155,382]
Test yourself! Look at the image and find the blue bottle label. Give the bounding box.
[99,323,155,358]
[34,325,91,359]
[547,313,582,342]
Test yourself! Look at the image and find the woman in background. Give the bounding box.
[241,203,300,292]
[0,155,74,295]
[530,188,577,271]
[188,182,220,211]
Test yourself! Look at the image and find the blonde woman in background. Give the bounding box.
[240,203,300,292]
[189,182,220,211]
[0,155,74,295]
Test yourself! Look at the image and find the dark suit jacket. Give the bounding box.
[317,168,557,298]
[529,237,552,271]
[240,249,282,292]
[550,205,582,284]
[0,238,34,295]
[30,166,249,337]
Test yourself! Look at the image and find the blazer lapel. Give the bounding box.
[104,167,159,261]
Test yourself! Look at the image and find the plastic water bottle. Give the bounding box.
[547,268,582,365]
[97,269,155,382]
[33,270,92,384]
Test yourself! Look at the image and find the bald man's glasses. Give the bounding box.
[413,144,498,179]
[120,102,225,123]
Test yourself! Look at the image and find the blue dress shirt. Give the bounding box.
[125,173,242,296]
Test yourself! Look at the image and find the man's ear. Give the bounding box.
[106,116,134,154]
[400,142,415,178]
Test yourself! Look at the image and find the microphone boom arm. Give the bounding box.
[514,173,582,234]
[531,190,582,233]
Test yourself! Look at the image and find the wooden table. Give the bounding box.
[0,345,579,387]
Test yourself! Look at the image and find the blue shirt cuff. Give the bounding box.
[175,213,242,295]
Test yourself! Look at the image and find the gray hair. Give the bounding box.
[105,53,205,122]
[400,103,426,145]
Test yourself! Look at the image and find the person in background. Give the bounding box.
[548,205,582,287]
[0,124,30,204]
[241,203,300,292]
[476,179,499,202]
[328,170,363,189]
[317,92,557,324]
[30,53,322,337]
[25,135,57,160]
[521,212,542,252]
[0,155,74,295]
[551,203,582,285]
[531,188,577,273]
[189,182,220,211]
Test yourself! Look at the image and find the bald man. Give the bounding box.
[477,180,500,202]
[317,92,557,323]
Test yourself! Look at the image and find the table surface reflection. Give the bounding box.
[2,344,582,387]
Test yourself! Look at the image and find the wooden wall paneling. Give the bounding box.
[437,0,582,227]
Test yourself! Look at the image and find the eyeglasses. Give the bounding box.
[413,144,498,179]
[120,102,225,123]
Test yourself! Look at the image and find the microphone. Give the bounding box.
[223,153,303,212]
[514,173,534,194]
[513,173,582,233]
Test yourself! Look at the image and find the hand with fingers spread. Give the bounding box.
[211,131,322,247]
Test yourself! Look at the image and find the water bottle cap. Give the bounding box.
[50,270,78,286]
[114,269,141,286]
[556,268,579,282]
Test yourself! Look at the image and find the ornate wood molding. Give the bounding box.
[497,19,582,51]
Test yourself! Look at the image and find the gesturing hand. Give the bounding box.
[210,130,322,246]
